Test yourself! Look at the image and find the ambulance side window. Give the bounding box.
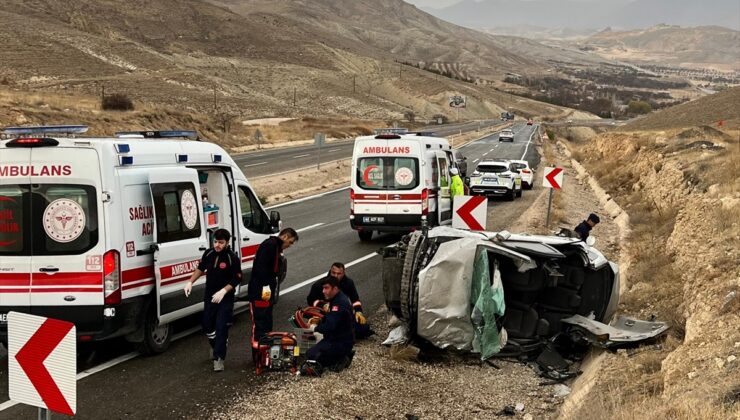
[431,159,439,185]
[151,183,201,243]
[438,158,450,187]
[238,186,269,234]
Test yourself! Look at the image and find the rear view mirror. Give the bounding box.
[270,211,281,232]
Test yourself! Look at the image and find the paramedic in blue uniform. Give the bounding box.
[306,262,373,339]
[306,276,355,370]
[248,227,299,363]
[574,213,600,241]
[184,228,241,372]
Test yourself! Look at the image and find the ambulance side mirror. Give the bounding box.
[270,211,281,232]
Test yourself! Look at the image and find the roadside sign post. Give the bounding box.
[542,167,564,228]
[315,133,325,169]
[255,128,263,150]
[452,195,487,231]
[8,312,77,418]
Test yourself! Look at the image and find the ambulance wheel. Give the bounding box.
[138,307,172,355]
[358,230,373,241]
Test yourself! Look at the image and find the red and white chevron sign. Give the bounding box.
[8,312,76,415]
[452,195,487,231]
[542,167,564,190]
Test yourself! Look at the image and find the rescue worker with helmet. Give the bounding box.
[184,228,241,372]
[304,276,355,375]
[306,262,373,339]
[450,166,464,201]
[248,227,299,363]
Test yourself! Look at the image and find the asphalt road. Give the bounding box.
[232,119,507,178]
[0,123,540,419]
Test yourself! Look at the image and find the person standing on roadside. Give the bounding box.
[184,228,241,372]
[450,167,464,201]
[574,213,600,241]
[248,227,299,362]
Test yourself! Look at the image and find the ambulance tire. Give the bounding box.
[358,230,373,241]
[138,305,172,355]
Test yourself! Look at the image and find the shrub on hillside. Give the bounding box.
[102,93,134,111]
[627,100,652,115]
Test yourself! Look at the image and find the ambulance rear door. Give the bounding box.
[28,147,106,332]
[435,151,452,225]
[0,148,31,329]
[148,168,208,324]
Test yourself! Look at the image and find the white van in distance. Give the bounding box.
[0,125,282,353]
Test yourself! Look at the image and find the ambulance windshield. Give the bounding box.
[357,157,419,190]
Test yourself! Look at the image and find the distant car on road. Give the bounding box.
[452,149,467,177]
[527,119,533,125]
[469,159,522,200]
[498,129,514,142]
[510,159,534,189]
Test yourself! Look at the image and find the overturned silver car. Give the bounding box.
[381,227,666,360]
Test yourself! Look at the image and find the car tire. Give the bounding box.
[507,189,515,201]
[137,304,172,355]
[516,188,522,198]
[358,230,373,241]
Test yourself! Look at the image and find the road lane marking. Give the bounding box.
[292,154,310,159]
[244,162,267,167]
[296,222,324,233]
[521,126,537,160]
[473,158,479,163]
[279,252,379,296]
[266,187,349,210]
[489,148,494,152]
[327,148,341,152]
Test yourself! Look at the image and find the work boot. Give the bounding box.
[213,358,225,372]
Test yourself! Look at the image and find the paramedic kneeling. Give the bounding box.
[306,276,354,371]
[184,228,242,372]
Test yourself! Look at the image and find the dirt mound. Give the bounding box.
[621,86,740,131]
[560,125,740,419]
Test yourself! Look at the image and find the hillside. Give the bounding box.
[0,0,589,124]
[579,25,740,70]
[621,86,740,131]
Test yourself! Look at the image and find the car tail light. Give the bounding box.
[421,188,429,216]
[103,250,121,305]
[522,169,531,174]
[349,189,355,215]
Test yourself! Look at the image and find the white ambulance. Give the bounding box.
[350,133,455,241]
[0,125,282,353]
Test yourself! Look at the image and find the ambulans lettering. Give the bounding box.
[0,165,72,177]
[362,146,411,154]
[128,205,154,237]
[171,260,199,276]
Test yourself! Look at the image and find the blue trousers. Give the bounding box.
[203,296,234,360]
[306,339,352,367]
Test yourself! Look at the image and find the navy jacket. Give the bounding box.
[315,291,354,346]
[197,248,241,298]
[574,221,592,241]
[307,275,362,313]
[248,236,283,302]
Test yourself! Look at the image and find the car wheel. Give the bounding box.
[507,189,515,201]
[358,230,373,241]
[137,304,172,355]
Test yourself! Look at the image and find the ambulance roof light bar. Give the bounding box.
[114,130,198,140]
[1,125,89,139]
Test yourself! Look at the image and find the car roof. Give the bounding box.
[510,159,529,165]
[478,159,510,165]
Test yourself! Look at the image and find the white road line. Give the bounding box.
[292,154,310,159]
[473,158,480,163]
[521,126,537,160]
[244,161,267,167]
[489,148,495,152]
[482,152,488,156]
[279,252,379,296]
[266,186,349,210]
[327,148,341,152]
[296,222,324,233]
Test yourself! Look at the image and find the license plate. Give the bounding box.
[363,216,385,224]
[483,178,497,184]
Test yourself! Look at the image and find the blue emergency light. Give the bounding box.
[177,154,188,163]
[2,125,89,136]
[115,130,198,139]
[119,156,134,166]
[115,144,131,153]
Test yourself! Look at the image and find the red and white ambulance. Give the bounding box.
[0,126,281,353]
[350,133,455,241]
